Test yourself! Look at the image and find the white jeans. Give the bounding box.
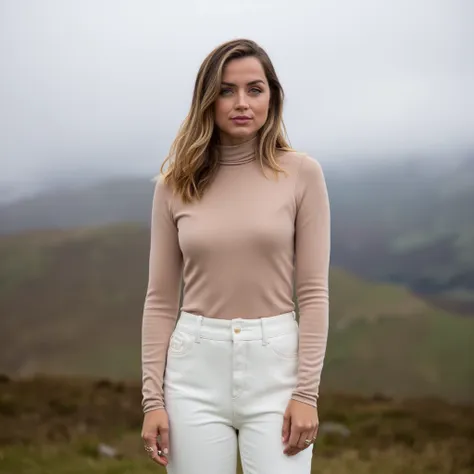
[163,310,313,474]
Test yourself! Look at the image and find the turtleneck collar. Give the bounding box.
[217,136,258,166]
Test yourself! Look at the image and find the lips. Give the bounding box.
[232,116,252,124]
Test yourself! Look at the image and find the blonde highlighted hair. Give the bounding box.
[159,38,293,204]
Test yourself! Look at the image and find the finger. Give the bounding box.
[148,444,168,467]
[159,426,170,458]
[154,438,169,467]
[143,434,167,467]
[143,433,158,453]
[283,425,301,456]
[281,411,291,444]
[296,430,313,450]
[149,450,164,466]
[310,424,319,444]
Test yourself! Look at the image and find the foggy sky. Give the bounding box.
[1,0,473,192]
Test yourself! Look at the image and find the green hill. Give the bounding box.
[0,224,473,403]
[327,156,474,312]
[1,156,474,312]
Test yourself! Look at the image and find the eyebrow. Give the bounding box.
[220,80,266,87]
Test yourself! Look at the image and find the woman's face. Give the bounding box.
[214,57,271,146]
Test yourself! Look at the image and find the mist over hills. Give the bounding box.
[1,155,473,311]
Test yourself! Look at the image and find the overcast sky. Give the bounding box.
[1,0,473,192]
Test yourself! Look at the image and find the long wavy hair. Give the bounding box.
[159,38,293,204]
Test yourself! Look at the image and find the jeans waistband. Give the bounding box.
[176,310,298,344]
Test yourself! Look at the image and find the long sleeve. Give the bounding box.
[291,155,331,407]
[141,176,183,413]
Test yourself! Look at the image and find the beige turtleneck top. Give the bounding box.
[141,137,330,413]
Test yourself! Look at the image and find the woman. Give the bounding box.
[140,38,330,474]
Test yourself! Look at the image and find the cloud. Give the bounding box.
[1,0,472,187]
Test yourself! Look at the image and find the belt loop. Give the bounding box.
[292,311,296,320]
[195,315,203,343]
[261,318,268,346]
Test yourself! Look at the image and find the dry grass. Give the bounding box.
[0,376,473,473]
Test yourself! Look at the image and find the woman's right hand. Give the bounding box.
[141,408,170,467]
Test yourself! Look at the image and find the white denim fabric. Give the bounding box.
[163,310,313,474]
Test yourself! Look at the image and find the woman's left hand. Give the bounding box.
[281,399,319,456]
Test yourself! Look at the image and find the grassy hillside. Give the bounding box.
[327,156,474,312]
[0,224,473,403]
[1,156,473,312]
[0,224,149,379]
[0,377,473,474]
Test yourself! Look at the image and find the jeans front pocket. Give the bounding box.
[267,328,299,360]
[167,329,195,358]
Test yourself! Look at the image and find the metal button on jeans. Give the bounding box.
[234,327,241,334]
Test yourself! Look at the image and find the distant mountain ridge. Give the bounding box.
[0,177,154,234]
[1,156,473,311]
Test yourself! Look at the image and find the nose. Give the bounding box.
[235,91,249,110]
